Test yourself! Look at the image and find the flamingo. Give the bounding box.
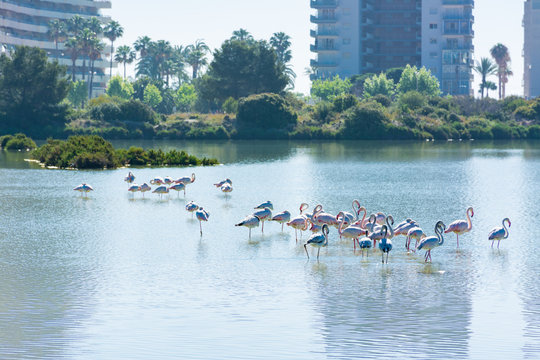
[139,183,151,198]
[337,211,367,251]
[235,215,260,239]
[74,183,93,197]
[370,215,394,247]
[214,179,232,187]
[185,201,199,218]
[220,183,233,196]
[304,224,329,260]
[309,222,322,233]
[339,200,362,227]
[164,176,175,185]
[488,218,511,249]
[312,204,339,228]
[128,183,140,197]
[378,225,393,264]
[394,219,418,237]
[196,207,209,235]
[445,207,474,248]
[176,173,196,185]
[287,216,308,242]
[358,230,372,256]
[417,221,446,262]
[253,207,272,233]
[255,201,273,211]
[150,177,164,186]
[406,226,425,252]
[363,214,378,233]
[272,210,291,231]
[124,171,135,184]
[169,183,186,197]
[375,212,386,225]
[152,185,169,199]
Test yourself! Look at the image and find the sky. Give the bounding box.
[106,0,525,97]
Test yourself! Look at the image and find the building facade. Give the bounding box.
[310,0,475,96]
[524,0,540,99]
[0,0,113,95]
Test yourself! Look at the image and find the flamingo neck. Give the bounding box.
[466,209,473,230]
[503,219,510,239]
[359,209,366,228]
[436,224,444,245]
[385,217,394,238]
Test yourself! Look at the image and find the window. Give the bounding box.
[430,52,438,58]
[430,38,437,44]
[343,8,351,15]
[430,23,438,29]
[342,38,351,45]
[343,52,351,59]
[429,8,438,15]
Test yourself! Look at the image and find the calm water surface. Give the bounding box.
[0,140,539,359]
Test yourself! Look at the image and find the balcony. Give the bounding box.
[310,59,338,68]
[310,0,337,9]
[442,0,474,7]
[310,29,339,37]
[310,14,337,24]
[310,44,338,52]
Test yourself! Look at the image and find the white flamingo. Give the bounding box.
[214,179,232,187]
[304,224,330,260]
[185,201,200,218]
[417,221,446,262]
[128,183,140,197]
[152,185,169,199]
[235,215,260,240]
[445,206,474,248]
[272,210,291,231]
[196,207,209,236]
[74,183,93,197]
[124,171,135,184]
[488,218,511,249]
[139,183,151,198]
[176,173,195,185]
[253,207,272,233]
[255,201,273,211]
[169,183,186,197]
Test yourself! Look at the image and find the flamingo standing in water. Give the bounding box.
[164,176,175,185]
[74,183,93,197]
[152,185,169,199]
[394,219,418,237]
[169,183,186,197]
[304,224,329,260]
[416,221,446,262]
[220,183,233,197]
[272,210,291,231]
[150,177,164,186]
[128,184,140,197]
[214,179,232,187]
[255,201,274,211]
[287,216,308,242]
[139,183,151,198]
[358,230,372,256]
[253,207,272,233]
[445,207,474,248]
[185,201,199,218]
[407,226,425,252]
[124,172,135,184]
[488,218,511,249]
[235,215,260,240]
[337,211,367,251]
[370,215,394,247]
[196,207,209,235]
[312,204,339,228]
[176,173,196,185]
[339,200,362,227]
[375,212,386,225]
[378,225,393,264]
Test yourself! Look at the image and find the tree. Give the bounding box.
[47,19,65,61]
[88,39,105,98]
[474,57,497,99]
[231,28,253,42]
[68,80,88,108]
[64,37,80,82]
[311,75,352,101]
[501,66,513,99]
[485,81,497,98]
[107,76,133,99]
[104,20,124,78]
[0,46,70,134]
[343,102,389,139]
[490,43,510,99]
[67,15,87,35]
[363,73,395,98]
[396,65,441,97]
[114,45,136,79]
[196,39,289,105]
[185,39,210,79]
[143,84,162,109]
[76,28,96,82]
[175,83,197,112]
[236,93,297,129]
[134,36,152,58]
[270,32,295,89]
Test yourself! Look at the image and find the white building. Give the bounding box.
[524,0,540,99]
[0,0,114,96]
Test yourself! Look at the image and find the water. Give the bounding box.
[0,140,539,359]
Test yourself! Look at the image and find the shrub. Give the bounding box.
[1,133,36,150]
[491,123,515,139]
[469,127,493,140]
[399,91,426,111]
[342,102,389,139]
[311,101,333,123]
[371,94,392,107]
[0,135,13,148]
[528,125,540,139]
[89,103,122,122]
[514,105,536,120]
[332,94,359,113]
[222,97,239,114]
[119,99,156,123]
[236,93,298,129]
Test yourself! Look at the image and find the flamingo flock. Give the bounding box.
[74,171,512,258]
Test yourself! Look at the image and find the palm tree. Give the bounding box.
[114,45,136,79]
[67,15,87,36]
[501,66,513,99]
[86,17,103,35]
[231,28,253,42]
[64,37,80,82]
[185,39,210,79]
[134,35,152,58]
[47,19,65,61]
[103,20,124,77]
[473,57,497,99]
[88,39,105,98]
[485,81,497,98]
[172,45,189,84]
[270,32,292,64]
[77,28,95,81]
[490,43,510,99]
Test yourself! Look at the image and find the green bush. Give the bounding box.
[399,91,426,111]
[0,133,36,150]
[528,125,540,139]
[342,102,389,139]
[514,106,536,120]
[491,123,515,139]
[237,93,297,129]
[119,99,156,123]
[311,101,333,123]
[89,103,122,122]
[222,97,239,114]
[332,94,359,113]
[0,135,13,148]
[371,94,392,107]
[469,126,493,140]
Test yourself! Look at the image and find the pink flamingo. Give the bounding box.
[337,211,367,251]
[220,183,233,196]
[416,221,446,262]
[236,215,260,240]
[176,173,196,185]
[253,207,272,233]
[339,200,362,227]
[185,201,199,218]
[287,217,308,242]
[169,183,186,197]
[214,179,232,187]
[488,218,511,249]
[139,183,151,198]
[369,215,394,248]
[124,171,135,184]
[406,226,425,252]
[272,210,291,231]
[304,225,330,260]
[150,177,164,186]
[196,207,209,235]
[312,204,339,228]
[394,219,418,237]
[73,183,93,197]
[128,183,140,197]
[445,207,474,248]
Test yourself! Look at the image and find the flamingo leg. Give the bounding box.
[317,247,320,260]
[281,223,284,232]
[295,229,298,243]
[304,244,309,259]
[381,252,384,264]
[354,239,357,252]
[386,252,389,264]
[491,240,494,248]
[199,221,202,236]
[262,221,264,233]
[249,228,251,240]
[498,240,501,249]
[456,234,460,249]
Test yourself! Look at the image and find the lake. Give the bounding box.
[0,140,539,359]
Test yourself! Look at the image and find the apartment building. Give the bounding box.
[523,0,540,99]
[310,0,475,96]
[0,0,113,95]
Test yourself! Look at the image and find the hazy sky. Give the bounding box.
[106,0,524,97]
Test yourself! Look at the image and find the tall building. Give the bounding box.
[0,0,113,95]
[310,0,475,96]
[523,0,540,99]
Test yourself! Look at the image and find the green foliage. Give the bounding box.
[222,97,239,114]
[342,102,390,139]
[107,76,134,99]
[397,65,441,97]
[119,99,156,123]
[143,84,163,109]
[384,68,405,84]
[0,133,36,150]
[514,106,535,120]
[399,91,427,111]
[196,39,289,106]
[371,94,392,107]
[90,103,122,122]
[237,93,297,129]
[175,84,197,112]
[311,75,352,101]
[311,101,333,123]
[0,46,70,136]
[68,81,88,108]
[528,125,540,139]
[363,73,395,98]
[332,94,359,113]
